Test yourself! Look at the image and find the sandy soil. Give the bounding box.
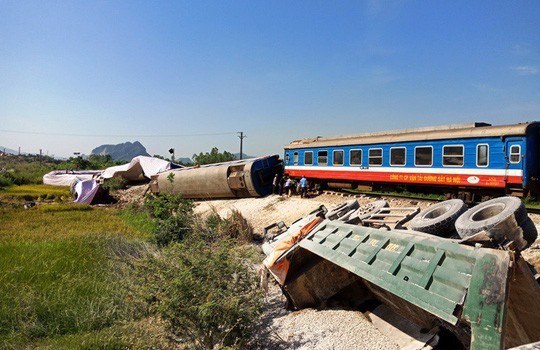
[193,193,433,234]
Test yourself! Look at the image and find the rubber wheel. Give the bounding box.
[345,200,389,224]
[410,199,468,237]
[326,199,359,220]
[455,197,525,239]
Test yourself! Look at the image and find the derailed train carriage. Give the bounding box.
[284,122,540,201]
[151,155,282,199]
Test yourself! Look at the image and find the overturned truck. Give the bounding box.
[264,197,540,349]
[151,155,282,199]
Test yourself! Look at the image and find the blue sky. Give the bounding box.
[1,1,539,159]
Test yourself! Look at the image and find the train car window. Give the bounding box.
[443,145,464,166]
[333,150,344,166]
[304,151,313,165]
[318,151,328,166]
[509,145,521,163]
[414,146,433,166]
[369,148,383,166]
[390,147,406,166]
[285,153,290,164]
[293,152,299,165]
[350,149,362,166]
[477,144,489,167]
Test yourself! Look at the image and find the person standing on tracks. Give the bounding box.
[272,174,279,194]
[284,177,293,197]
[299,176,308,198]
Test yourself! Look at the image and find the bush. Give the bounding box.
[205,209,253,243]
[101,177,127,192]
[144,194,192,221]
[0,174,13,189]
[144,194,194,246]
[152,214,192,247]
[129,233,262,349]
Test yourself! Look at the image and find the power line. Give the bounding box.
[0,129,237,138]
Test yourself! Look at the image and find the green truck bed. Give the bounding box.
[282,220,540,349]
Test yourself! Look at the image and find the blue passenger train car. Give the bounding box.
[284,122,540,199]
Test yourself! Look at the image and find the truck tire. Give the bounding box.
[410,199,468,237]
[345,200,389,224]
[455,197,524,238]
[326,199,359,220]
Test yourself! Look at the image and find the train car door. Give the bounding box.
[505,138,524,195]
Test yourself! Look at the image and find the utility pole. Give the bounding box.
[238,132,246,160]
[39,149,42,165]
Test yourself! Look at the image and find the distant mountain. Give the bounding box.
[91,141,150,161]
[234,153,256,159]
[176,157,193,165]
[0,146,19,155]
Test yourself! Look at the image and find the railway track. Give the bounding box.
[322,189,540,215]
[322,189,441,203]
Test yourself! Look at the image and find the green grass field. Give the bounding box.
[0,205,159,349]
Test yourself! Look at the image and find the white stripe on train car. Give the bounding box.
[285,165,522,177]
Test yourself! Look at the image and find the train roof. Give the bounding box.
[284,121,539,149]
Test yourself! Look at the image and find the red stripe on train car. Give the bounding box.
[284,169,522,188]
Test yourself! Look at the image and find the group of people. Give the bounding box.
[272,174,309,198]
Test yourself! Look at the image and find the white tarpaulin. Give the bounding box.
[43,170,102,186]
[101,156,182,181]
[73,179,100,204]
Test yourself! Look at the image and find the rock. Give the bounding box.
[91,141,150,161]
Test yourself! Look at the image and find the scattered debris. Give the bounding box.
[259,196,540,349]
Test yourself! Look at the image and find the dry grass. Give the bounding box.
[0,184,71,202]
[0,206,147,242]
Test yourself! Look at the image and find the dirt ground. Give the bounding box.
[192,192,436,234]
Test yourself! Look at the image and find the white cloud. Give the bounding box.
[511,66,539,76]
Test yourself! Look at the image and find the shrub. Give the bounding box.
[129,233,262,349]
[152,214,192,247]
[0,174,13,189]
[144,194,194,246]
[205,209,253,243]
[101,177,127,192]
[144,194,193,221]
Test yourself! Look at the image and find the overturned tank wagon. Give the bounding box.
[151,155,282,199]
